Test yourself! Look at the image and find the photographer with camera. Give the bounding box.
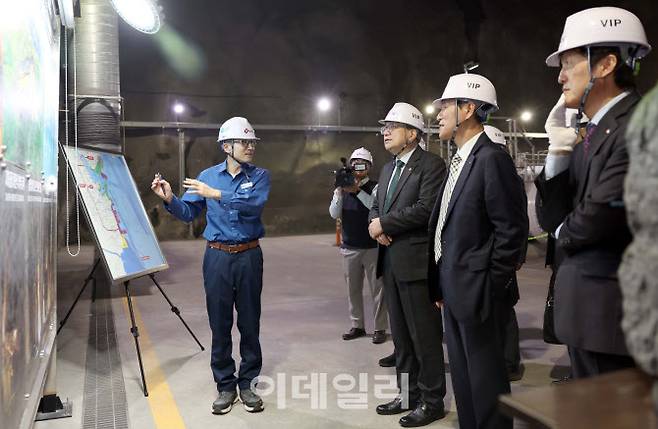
[329,147,388,344]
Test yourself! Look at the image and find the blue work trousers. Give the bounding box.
[202,245,263,392]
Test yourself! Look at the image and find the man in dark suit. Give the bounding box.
[428,73,528,429]
[369,102,447,427]
[535,6,650,379]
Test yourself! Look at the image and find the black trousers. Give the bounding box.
[444,299,512,429]
[568,346,635,379]
[503,306,521,372]
[382,251,446,410]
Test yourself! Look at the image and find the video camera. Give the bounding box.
[334,158,354,188]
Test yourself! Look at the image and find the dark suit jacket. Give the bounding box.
[428,133,528,323]
[369,147,446,282]
[535,92,639,355]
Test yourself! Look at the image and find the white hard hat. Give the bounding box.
[378,102,425,130]
[349,147,373,165]
[546,7,651,67]
[483,125,506,145]
[433,73,498,113]
[216,117,260,142]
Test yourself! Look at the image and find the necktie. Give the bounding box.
[582,122,597,159]
[383,159,405,212]
[434,153,462,261]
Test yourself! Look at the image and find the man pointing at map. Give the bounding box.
[151,116,270,415]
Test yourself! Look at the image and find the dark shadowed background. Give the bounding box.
[60,0,658,242]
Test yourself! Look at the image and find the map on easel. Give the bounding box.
[63,146,168,283]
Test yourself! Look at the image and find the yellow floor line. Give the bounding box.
[122,297,187,429]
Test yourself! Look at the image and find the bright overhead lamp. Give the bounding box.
[110,0,162,34]
[317,97,331,112]
[172,102,185,115]
[520,111,533,122]
[425,105,435,115]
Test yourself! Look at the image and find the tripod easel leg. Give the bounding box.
[58,258,101,335]
[124,281,149,397]
[148,274,205,351]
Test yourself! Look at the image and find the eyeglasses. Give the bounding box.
[436,99,477,113]
[379,122,407,134]
[434,100,459,113]
[232,140,258,148]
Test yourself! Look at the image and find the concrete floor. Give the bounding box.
[37,235,568,429]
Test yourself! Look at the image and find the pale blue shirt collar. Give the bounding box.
[456,131,483,160]
[589,91,630,126]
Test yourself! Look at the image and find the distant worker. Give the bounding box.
[151,117,270,415]
[329,147,388,344]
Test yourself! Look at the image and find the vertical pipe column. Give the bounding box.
[177,129,185,195]
[70,0,122,153]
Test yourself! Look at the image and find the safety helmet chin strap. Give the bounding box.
[393,138,411,159]
[225,140,245,165]
[448,100,461,147]
[626,45,641,75]
[392,127,420,159]
[225,141,252,181]
[225,141,239,164]
[575,46,597,131]
[448,100,488,147]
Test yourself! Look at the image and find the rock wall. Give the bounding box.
[619,80,658,408]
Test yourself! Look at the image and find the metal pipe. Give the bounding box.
[513,120,519,163]
[71,0,122,152]
[177,129,185,195]
[120,120,547,138]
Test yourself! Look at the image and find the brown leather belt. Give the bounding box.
[208,239,259,254]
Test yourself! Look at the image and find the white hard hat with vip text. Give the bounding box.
[433,73,498,112]
[483,125,506,145]
[349,147,374,165]
[379,102,425,131]
[217,117,260,142]
[546,7,651,67]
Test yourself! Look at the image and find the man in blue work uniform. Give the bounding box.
[151,116,270,415]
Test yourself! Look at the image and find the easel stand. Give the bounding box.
[57,258,101,335]
[58,258,205,396]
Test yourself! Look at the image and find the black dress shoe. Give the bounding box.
[399,403,445,427]
[376,396,418,415]
[342,327,366,340]
[378,352,396,367]
[372,330,387,344]
[552,375,572,385]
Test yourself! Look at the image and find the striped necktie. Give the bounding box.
[582,122,597,160]
[434,153,462,261]
[383,159,405,212]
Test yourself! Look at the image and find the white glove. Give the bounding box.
[545,95,578,155]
